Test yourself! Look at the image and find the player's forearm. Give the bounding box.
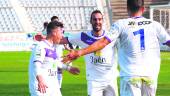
[79,37,110,56]
[62,64,71,71]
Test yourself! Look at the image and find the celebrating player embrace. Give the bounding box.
[60,10,119,96]
[62,0,170,96]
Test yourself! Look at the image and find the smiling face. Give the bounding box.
[90,12,103,32]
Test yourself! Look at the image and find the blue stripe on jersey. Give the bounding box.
[163,40,170,45]
[33,60,43,64]
[45,48,58,60]
[81,32,98,45]
[104,36,112,43]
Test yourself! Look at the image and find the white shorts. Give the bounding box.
[87,79,118,96]
[120,76,157,96]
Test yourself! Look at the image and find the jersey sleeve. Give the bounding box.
[33,43,46,75]
[104,22,121,44]
[156,22,170,44]
[68,32,82,46]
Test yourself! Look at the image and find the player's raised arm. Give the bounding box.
[79,37,110,56]
[62,37,110,64]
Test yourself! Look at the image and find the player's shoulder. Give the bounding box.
[35,40,48,48]
[78,31,92,38]
[112,18,131,27]
[144,18,164,29]
[81,31,91,35]
[151,19,162,26]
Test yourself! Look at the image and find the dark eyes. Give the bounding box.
[93,18,102,21]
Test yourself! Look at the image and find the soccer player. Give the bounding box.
[61,10,118,96]
[62,0,170,96]
[50,16,64,90]
[35,16,70,90]
[50,16,73,90]
[29,21,80,96]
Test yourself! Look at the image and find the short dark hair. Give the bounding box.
[127,0,144,13]
[90,10,103,21]
[43,21,48,28]
[47,21,63,35]
[51,16,59,21]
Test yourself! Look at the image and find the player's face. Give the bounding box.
[52,27,63,44]
[90,13,103,32]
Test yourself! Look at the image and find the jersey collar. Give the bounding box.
[91,30,105,37]
[131,16,144,19]
[44,40,54,47]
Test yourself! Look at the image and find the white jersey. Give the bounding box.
[105,17,170,79]
[55,45,65,66]
[68,31,118,81]
[29,40,62,94]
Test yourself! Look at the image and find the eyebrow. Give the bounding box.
[93,17,103,19]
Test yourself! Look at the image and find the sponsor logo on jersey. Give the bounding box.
[48,69,57,76]
[128,21,152,26]
[90,56,107,64]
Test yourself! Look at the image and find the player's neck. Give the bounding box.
[130,12,143,18]
[129,8,144,18]
[92,30,103,37]
[46,38,54,45]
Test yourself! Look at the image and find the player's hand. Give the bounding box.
[36,75,48,93]
[68,66,80,75]
[34,34,46,41]
[38,81,48,93]
[63,44,71,51]
[62,50,81,64]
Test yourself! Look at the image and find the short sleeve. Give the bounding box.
[33,43,46,63]
[32,42,46,75]
[156,22,170,43]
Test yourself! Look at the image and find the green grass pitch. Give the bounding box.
[0,51,169,96]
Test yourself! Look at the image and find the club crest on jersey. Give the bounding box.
[94,50,101,56]
[52,63,57,69]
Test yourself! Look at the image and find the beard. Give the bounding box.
[92,25,102,32]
